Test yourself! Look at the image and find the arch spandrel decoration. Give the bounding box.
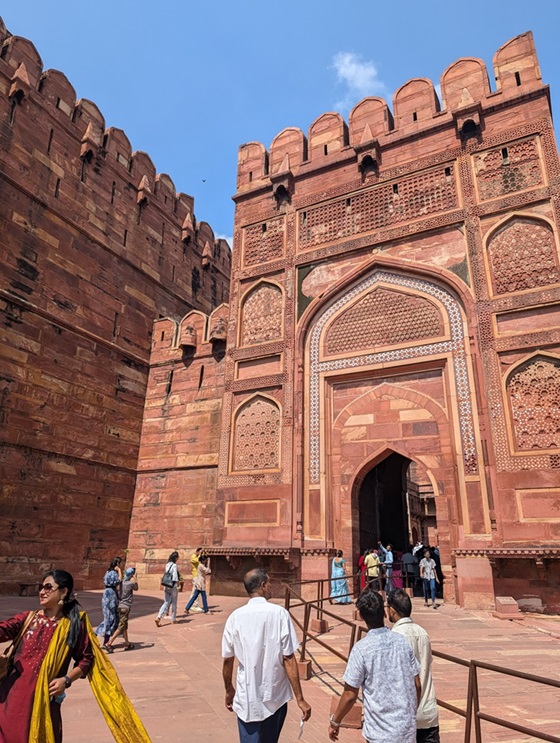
[231,394,281,473]
[307,270,477,484]
[507,354,560,452]
[239,282,283,347]
[487,216,560,295]
[324,285,446,357]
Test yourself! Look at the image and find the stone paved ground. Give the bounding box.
[2,591,560,742]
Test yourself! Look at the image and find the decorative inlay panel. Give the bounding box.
[308,271,477,482]
[298,166,457,251]
[474,138,543,201]
[232,396,281,471]
[240,283,283,346]
[243,217,285,267]
[508,356,560,451]
[488,218,560,295]
[325,287,445,355]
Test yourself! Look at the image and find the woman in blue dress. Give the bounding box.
[95,559,121,646]
[330,550,352,604]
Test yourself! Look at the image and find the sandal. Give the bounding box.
[103,645,114,654]
[124,643,135,651]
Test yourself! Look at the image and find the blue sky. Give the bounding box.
[3,2,559,245]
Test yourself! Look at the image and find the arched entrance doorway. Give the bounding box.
[359,452,410,554]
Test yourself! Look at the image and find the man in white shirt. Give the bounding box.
[328,589,420,742]
[222,568,311,742]
[388,589,440,743]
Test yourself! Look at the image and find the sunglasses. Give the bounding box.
[39,583,60,594]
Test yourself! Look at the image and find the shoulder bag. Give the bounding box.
[0,610,36,683]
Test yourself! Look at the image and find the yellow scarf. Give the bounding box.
[29,611,151,743]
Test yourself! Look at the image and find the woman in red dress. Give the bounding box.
[0,569,93,743]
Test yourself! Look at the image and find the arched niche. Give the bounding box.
[239,281,283,347]
[230,393,282,473]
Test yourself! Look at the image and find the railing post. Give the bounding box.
[463,662,474,743]
[285,585,290,611]
[472,663,482,743]
[348,623,357,657]
[317,580,323,620]
[300,602,310,662]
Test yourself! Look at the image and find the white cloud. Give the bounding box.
[331,52,388,112]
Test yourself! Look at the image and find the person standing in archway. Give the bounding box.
[419,550,439,608]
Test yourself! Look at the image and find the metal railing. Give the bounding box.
[284,575,560,742]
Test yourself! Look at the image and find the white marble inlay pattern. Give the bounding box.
[308,271,476,483]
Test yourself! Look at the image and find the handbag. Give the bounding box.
[161,564,175,589]
[0,610,36,683]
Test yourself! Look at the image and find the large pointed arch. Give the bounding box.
[303,263,477,484]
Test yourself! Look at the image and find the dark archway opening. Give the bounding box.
[358,452,411,554]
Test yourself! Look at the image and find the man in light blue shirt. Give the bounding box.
[328,589,420,742]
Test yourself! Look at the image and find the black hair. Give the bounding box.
[336,550,343,558]
[243,568,268,596]
[44,569,82,648]
[356,588,385,628]
[387,589,412,618]
[168,551,179,563]
[199,555,209,564]
[109,556,122,570]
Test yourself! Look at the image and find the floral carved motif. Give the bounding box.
[474,138,543,201]
[298,166,457,251]
[508,356,560,451]
[232,396,281,471]
[243,217,285,267]
[325,287,445,355]
[488,218,560,294]
[240,284,283,346]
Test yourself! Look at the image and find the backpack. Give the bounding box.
[161,563,175,589]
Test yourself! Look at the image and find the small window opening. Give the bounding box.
[38,75,47,93]
[412,111,418,122]
[47,129,54,156]
[123,229,128,246]
[160,330,165,341]
[0,43,9,60]
[54,178,60,198]
[9,92,23,125]
[392,183,399,195]
[261,223,267,233]
[360,155,378,178]
[346,198,352,214]
[112,312,119,338]
[198,365,204,390]
[501,147,509,165]
[302,211,307,226]
[249,171,253,182]
[461,119,478,139]
[324,144,328,156]
[161,222,165,243]
[514,71,521,86]
[274,185,290,208]
[111,181,116,205]
[165,369,174,397]
[102,133,108,150]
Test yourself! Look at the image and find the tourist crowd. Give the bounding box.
[0,547,441,743]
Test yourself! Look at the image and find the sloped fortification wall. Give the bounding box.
[0,18,230,590]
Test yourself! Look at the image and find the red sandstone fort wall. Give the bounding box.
[0,18,230,590]
[132,32,560,610]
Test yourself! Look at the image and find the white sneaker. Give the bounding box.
[192,607,203,613]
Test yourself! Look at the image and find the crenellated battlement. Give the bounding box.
[236,32,545,192]
[0,18,231,287]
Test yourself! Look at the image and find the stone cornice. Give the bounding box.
[454,547,560,558]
